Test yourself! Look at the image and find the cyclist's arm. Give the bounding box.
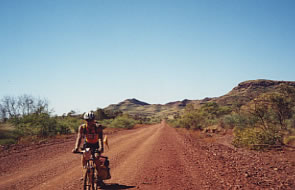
[74,125,83,150]
[97,124,104,152]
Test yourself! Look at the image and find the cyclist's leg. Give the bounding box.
[82,142,87,167]
[87,142,100,168]
[83,143,92,168]
[90,143,105,186]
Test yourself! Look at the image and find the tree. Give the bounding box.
[104,109,123,119]
[268,93,292,129]
[243,85,295,131]
[67,110,76,117]
[1,96,18,118]
[0,95,49,119]
[0,104,7,122]
[245,96,270,130]
[95,108,108,120]
[18,94,35,116]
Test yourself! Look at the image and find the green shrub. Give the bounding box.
[99,119,113,127]
[56,117,82,133]
[110,115,138,129]
[168,119,183,128]
[223,114,257,129]
[0,127,19,145]
[12,113,72,137]
[233,127,282,150]
[0,138,17,145]
[55,122,71,134]
[147,117,161,124]
[283,136,295,146]
[286,117,295,130]
[180,111,204,130]
[169,102,233,130]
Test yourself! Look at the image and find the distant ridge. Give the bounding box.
[164,99,192,107]
[103,79,295,118]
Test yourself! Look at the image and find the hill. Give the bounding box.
[104,98,194,119]
[211,79,295,106]
[103,79,295,119]
[105,98,150,111]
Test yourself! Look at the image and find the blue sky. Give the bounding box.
[1,0,294,115]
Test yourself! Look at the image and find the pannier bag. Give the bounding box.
[98,156,111,180]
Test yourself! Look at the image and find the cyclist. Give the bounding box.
[72,111,104,182]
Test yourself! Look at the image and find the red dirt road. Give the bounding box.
[0,122,294,189]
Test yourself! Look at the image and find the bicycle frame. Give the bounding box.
[74,148,101,190]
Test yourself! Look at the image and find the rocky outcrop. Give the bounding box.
[234,79,295,91]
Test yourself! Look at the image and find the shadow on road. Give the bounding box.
[100,183,136,189]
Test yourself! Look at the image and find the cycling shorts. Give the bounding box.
[83,142,99,150]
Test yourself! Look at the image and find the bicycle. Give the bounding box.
[73,148,105,190]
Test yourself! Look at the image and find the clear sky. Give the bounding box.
[1,0,294,115]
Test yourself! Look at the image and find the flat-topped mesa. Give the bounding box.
[234,79,295,91]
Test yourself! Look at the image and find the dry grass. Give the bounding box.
[175,128,215,141]
[175,127,235,145]
[133,124,152,129]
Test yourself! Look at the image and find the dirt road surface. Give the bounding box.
[0,122,294,189]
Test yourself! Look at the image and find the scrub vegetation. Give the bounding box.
[169,82,295,150]
[0,96,148,145]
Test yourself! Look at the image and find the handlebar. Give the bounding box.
[72,151,84,154]
[72,148,101,155]
[72,149,108,159]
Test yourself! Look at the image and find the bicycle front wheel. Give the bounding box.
[91,168,97,190]
[84,169,94,190]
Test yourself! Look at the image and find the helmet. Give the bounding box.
[83,111,95,120]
